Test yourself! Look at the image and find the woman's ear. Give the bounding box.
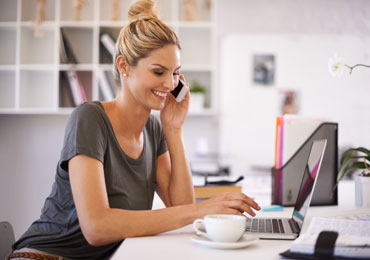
[116,55,129,76]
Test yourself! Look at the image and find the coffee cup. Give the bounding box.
[193,214,246,242]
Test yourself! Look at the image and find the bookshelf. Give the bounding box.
[0,0,217,116]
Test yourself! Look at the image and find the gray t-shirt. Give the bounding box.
[13,101,168,259]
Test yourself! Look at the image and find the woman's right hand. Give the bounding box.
[195,192,260,218]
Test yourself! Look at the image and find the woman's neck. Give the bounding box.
[103,91,150,140]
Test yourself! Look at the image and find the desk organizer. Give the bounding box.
[271,123,338,206]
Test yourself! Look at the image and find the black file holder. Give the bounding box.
[271,123,338,206]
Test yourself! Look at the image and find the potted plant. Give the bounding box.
[332,147,370,208]
[328,54,370,207]
[189,80,206,112]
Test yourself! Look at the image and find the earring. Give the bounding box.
[123,73,127,77]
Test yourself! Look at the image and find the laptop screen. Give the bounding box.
[292,139,327,228]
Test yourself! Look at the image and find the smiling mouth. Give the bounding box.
[152,90,168,98]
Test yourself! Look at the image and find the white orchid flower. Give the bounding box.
[328,53,370,77]
[328,53,345,77]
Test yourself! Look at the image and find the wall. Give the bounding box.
[216,0,370,172]
[0,115,68,238]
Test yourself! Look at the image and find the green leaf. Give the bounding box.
[332,147,370,196]
[340,147,370,165]
[332,162,366,195]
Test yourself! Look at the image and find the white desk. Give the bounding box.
[111,180,364,260]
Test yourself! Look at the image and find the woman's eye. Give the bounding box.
[154,71,163,76]
[173,72,179,77]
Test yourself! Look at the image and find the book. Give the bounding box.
[60,29,78,64]
[100,33,115,55]
[287,217,370,259]
[97,70,115,101]
[60,29,87,106]
[100,32,116,64]
[194,185,242,199]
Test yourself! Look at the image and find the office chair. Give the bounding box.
[0,221,15,260]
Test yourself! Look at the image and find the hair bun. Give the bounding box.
[128,0,159,23]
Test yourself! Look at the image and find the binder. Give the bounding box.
[281,218,370,259]
[272,122,338,206]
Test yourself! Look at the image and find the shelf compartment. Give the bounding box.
[99,27,120,64]
[19,70,57,108]
[0,27,17,65]
[0,0,18,22]
[20,27,55,64]
[183,71,212,109]
[0,71,16,108]
[99,0,132,23]
[59,70,93,107]
[178,27,211,66]
[60,27,93,64]
[61,0,95,22]
[96,70,118,101]
[21,0,56,22]
[156,0,175,22]
[179,0,212,22]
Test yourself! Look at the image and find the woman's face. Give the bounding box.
[124,44,181,111]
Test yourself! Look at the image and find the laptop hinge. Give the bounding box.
[288,219,300,234]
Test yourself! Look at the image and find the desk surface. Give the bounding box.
[111,179,364,260]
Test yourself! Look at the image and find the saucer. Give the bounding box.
[191,234,258,249]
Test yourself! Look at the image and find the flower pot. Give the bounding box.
[189,93,205,113]
[354,173,370,208]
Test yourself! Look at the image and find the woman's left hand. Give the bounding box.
[160,74,190,132]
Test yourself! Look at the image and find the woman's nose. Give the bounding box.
[164,75,177,91]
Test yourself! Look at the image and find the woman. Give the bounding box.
[10,1,260,259]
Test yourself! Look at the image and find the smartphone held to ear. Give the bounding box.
[171,79,188,102]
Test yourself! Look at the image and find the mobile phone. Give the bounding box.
[171,79,188,102]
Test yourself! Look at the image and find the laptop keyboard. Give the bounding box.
[245,218,285,234]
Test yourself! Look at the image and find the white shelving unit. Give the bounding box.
[0,0,217,115]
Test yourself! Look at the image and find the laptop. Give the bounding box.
[245,139,327,240]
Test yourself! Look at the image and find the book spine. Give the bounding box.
[66,70,84,106]
[97,71,114,101]
[100,33,115,56]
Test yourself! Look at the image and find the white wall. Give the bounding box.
[216,0,370,172]
[0,115,68,238]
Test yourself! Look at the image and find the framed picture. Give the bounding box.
[252,54,275,86]
[278,89,300,115]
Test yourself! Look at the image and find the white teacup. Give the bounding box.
[193,214,246,242]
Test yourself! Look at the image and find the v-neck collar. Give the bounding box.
[95,101,146,165]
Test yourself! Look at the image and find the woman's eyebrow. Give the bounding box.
[151,64,182,71]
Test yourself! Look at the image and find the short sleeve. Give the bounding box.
[59,102,107,172]
[157,124,168,156]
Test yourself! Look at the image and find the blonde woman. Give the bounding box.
[10,1,260,259]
